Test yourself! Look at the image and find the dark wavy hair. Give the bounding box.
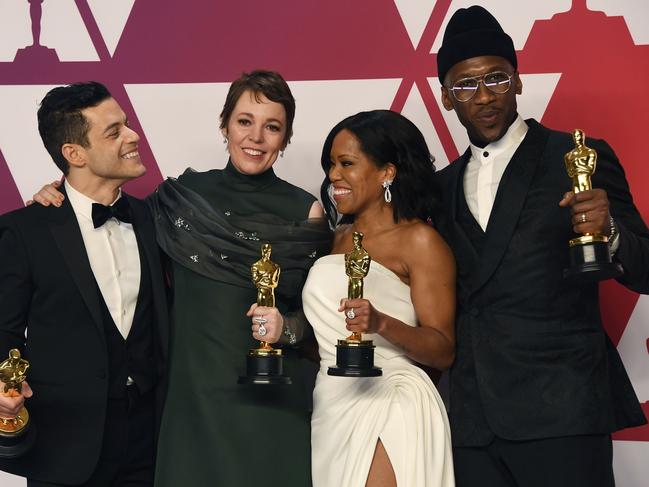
[320,110,439,227]
[38,81,112,175]
[220,70,295,147]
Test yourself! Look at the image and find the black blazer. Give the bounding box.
[435,119,649,447]
[0,192,169,483]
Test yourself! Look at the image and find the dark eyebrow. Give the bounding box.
[237,112,283,125]
[102,122,121,135]
[455,66,509,80]
[454,72,483,80]
[336,153,358,160]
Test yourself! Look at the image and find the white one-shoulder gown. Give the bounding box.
[302,254,454,487]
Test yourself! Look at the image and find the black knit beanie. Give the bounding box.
[437,5,517,84]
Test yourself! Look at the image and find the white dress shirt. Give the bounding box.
[463,115,529,231]
[65,181,141,339]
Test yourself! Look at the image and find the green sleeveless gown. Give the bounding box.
[154,163,318,486]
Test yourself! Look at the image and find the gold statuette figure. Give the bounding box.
[328,232,382,377]
[0,348,36,458]
[251,243,281,353]
[0,349,30,435]
[562,129,622,281]
[344,232,371,342]
[564,128,606,246]
[565,128,597,194]
[238,243,291,385]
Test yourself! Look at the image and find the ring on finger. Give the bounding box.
[258,324,267,337]
[346,308,356,320]
[580,213,587,223]
[254,316,268,325]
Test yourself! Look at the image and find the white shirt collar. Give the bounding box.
[469,115,528,164]
[65,180,122,222]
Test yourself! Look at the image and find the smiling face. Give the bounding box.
[328,129,394,217]
[222,90,287,175]
[441,55,522,146]
[71,97,144,184]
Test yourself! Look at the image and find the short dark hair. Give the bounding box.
[37,81,112,175]
[320,110,440,227]
[219,70,295,147]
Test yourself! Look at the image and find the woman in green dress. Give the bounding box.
[148,71,330,486]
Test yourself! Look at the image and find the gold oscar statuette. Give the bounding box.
[328,232,382,377]
[238,243,292,385]
[0,349,36,458]
[563,129,622,281]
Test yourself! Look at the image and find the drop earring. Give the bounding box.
[382,180,393,203]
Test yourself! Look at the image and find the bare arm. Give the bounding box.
[343,225,456,369]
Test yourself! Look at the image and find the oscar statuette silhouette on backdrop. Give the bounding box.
[13,0,59,64]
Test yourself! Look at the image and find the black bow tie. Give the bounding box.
[91,197,132,228]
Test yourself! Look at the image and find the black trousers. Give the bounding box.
[453,434,615,487]
[28,386,155,487]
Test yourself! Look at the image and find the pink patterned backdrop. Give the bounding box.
[0,1,647,485]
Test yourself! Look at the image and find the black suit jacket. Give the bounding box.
[435,119,649,447]
[0,192,169,483]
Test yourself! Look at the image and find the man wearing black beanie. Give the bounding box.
[434,5,649,487]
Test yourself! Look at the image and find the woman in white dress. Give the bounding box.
[302,110,456,487]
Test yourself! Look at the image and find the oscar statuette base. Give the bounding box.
[563,237,623,282]
[238,348,292,385]
[13,45,59,65]
[0,407,37,459]
[328,340,382,377]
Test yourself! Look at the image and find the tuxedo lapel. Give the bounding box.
[126,194,169,362]
[468,122,550,296]
[48,195,105,341]
[447,149,480,265]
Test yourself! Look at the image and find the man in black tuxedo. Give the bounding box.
[0,82,168,486]
[434,6,649,487]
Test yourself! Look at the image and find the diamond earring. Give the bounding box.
[382,180,393,203]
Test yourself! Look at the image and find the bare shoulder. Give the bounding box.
[399,221,455,270]
[402,221,451,254]
[308,200,325,219]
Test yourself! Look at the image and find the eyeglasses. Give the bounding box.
[447,71,513,102]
